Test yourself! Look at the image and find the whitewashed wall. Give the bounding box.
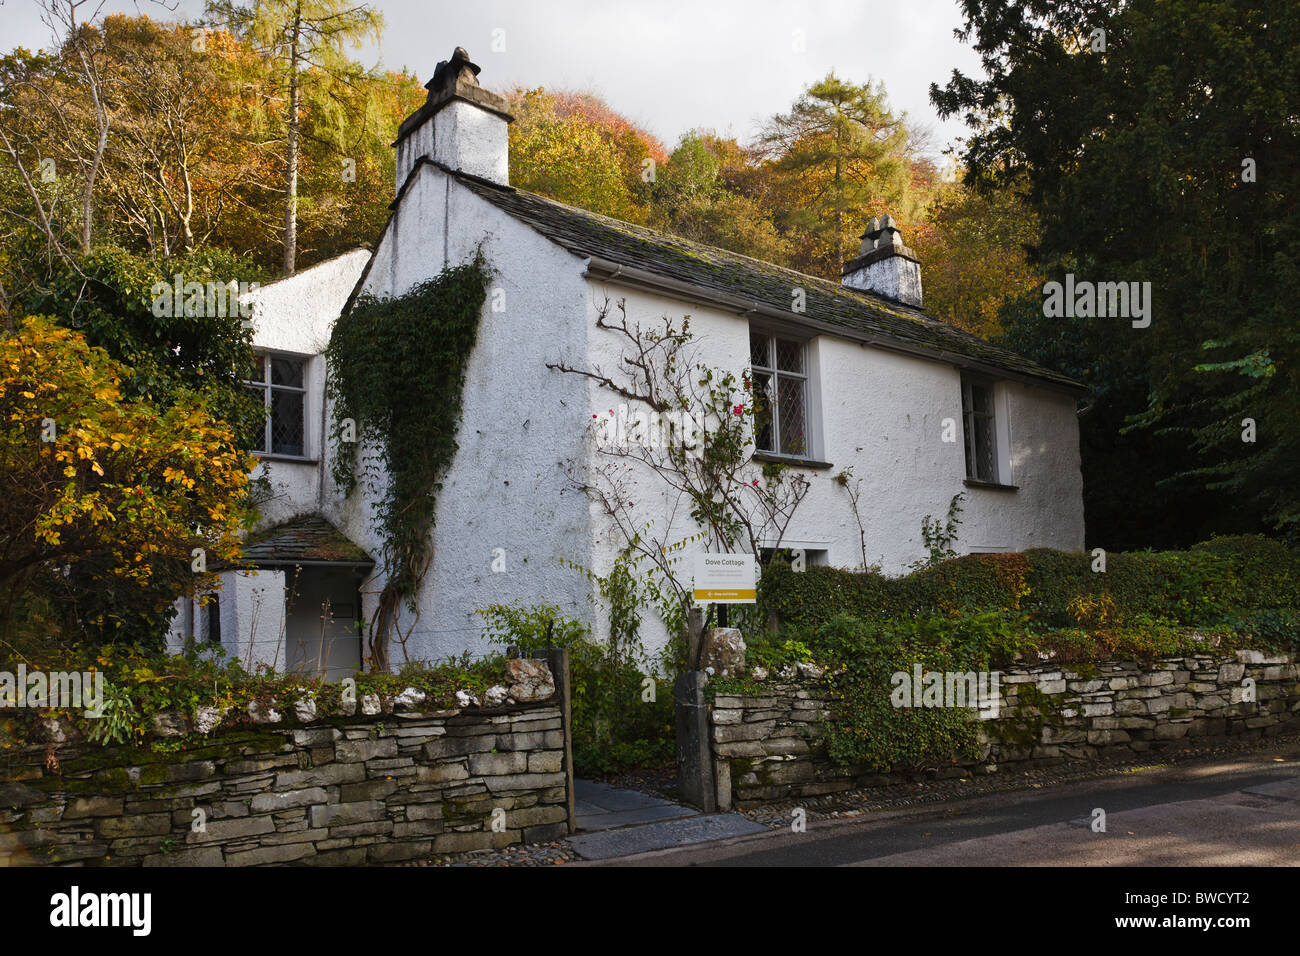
[167,252,368,653]
[242,249,371,529]
[168,174,1083,672]
[223,569,288,670]
[321,165,596,664]
[576,285,1085,660]
[166,569,287,667]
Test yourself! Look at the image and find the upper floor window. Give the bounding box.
[246,353,306,457]
[750,331,808,457]
[961,374,998,482]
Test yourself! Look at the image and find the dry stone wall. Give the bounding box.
[0,695,570,866]
[710,650,1300,808]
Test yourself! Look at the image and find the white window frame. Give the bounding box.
[749,330,812,459]
[246,351,310,460]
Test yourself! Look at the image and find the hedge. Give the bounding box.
[760,535,1300,635]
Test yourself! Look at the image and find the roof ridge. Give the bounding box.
[451,168,1001,338]
[430,163,1084,393]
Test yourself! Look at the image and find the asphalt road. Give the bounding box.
[586,745,1300,866]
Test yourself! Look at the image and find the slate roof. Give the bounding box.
[445,164,1085,393]
[237,515,373,568]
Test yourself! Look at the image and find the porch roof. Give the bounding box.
[237,515,374,570]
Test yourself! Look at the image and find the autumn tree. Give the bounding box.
[0,317,253,643]
[908,173,1043,337]
[291,66,423,264]
[758,73,924,278]
[0,1,115,270]
[507,87,664,224]
[650,131,791,265]
[206,0,383,276]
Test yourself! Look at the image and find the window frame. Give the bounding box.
[205,596,222,645]
[245,350,311,461]
[961,373,1000,484]
[749,330,811,460]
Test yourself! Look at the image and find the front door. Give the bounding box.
[285,568,363,681]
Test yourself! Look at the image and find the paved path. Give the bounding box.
[571,779,767,860]
[573,779,699,832]
[577,748,1300,866]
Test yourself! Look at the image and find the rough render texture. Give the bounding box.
[396,98,510,191]
[167,569,287,666]
[319,165,595,663]
[581,286,1084,655]
[171,161,1084,668]
[843,254,923,309]
[243,248,371,530]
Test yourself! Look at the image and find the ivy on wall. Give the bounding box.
[325,253,493,669]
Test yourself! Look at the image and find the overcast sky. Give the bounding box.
[3,0,984,155]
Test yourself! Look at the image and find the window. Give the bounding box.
[205,598,222,644]
[761,546,829,568]
[246,353,306,457]
[750,331,808,457]
[961,375,998,482]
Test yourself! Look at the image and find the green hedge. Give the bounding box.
[761,535,1300,635]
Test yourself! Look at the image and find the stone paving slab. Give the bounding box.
[574,779,700,832]
[577,804,699,830]
[570,813,769,860]
[1239,776,1300,801]
[576,779,681,812]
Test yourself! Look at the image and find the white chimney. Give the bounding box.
[393,46,513,193]
[841,215,923,308]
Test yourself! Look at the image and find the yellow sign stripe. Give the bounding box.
[693,588,757,601]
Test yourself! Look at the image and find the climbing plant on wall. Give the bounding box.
[325,252,492,669]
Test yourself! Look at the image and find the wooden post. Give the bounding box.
[684,606,705,671]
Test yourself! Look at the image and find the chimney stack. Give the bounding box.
[841,215,923,308]
[393,46,513,193]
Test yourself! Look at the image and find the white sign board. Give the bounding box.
[693,553,757,604]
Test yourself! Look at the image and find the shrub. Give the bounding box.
[478,602,673,776]
[1190,535,1300,609]
[0,642,505,749]
[811,614,985,771]
[762,536,1298,638]
[0,316,254,647]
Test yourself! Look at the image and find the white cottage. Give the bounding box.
[170,47,1086,673]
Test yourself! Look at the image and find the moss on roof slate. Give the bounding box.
[453,169,1083,392]
[239,515,373,567]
